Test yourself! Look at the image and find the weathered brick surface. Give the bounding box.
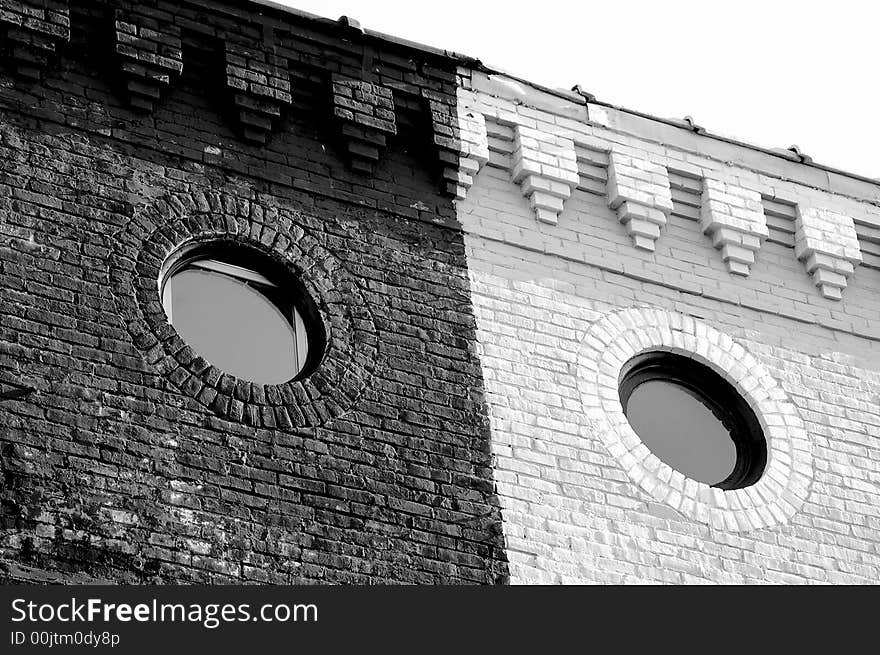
[114,4,183,112]
[0,0,70,79]
[225,41,291,143]
[0,0,507,584]
[459,73,880,583]
[332,76,397,174]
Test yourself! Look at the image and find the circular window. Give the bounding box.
[619,352,766,490]
[160,243,323,385]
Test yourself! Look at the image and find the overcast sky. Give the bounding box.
[268,0,878,180]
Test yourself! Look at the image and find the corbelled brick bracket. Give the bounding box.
[795,206,863,300]
[332,75,397,173]
[700,178,768,275]
[424,91,489,199]
[0,0,70,80]
[114,8,183,112]
[511,124,578,224]
[225,41,292,144]
[606,151,674,251]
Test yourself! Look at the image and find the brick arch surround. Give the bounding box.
[576,307,813,532]
[108,189,380,428]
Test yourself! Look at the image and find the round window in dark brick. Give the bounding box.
[110,190,380,428]
[160,243,324,385]
[618,352,767,490]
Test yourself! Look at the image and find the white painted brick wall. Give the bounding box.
[457,85,880,582]
[458,70,880,583]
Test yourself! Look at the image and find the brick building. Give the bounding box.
[0,0,878,584]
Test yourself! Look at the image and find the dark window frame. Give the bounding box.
[619,351,767,490]
[160,242,324,381]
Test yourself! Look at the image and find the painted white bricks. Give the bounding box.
[459,72,878,301]
[794,206,863,300]
[575,307,812,531]
[607,151,674,251]
[511,124,579,224]
[458,69,880,584]
[448,104,489,200]
[464,249,880,583]
[700,178,768,276]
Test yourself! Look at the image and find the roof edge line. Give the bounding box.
[470,63,878,189]
[244,0,481,64]
[242,2,874,188]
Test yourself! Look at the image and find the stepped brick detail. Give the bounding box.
[424,92,489,199]
[332,75,397,173]
[795,206,863,300]
[511,124,578,224]
[606,151,673,251]
[0,0,69,79]
[225,42,292,144]
[114,8,183,111]
[700,178,768,275]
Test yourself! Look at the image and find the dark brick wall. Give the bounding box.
[0,0,508,584]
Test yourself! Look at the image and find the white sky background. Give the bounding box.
[267,0,879,179]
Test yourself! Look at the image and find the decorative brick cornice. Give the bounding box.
[331,75,397,174]
[794,206,863,300]
[606,151,673,251]
[225,41,292,144]
[0,0,69,80]
[576,306,813,532]
[700,178,768,276]
[511,124,578,224]
[424,91,489,199]
[114,8,182,112]
[0,3,472,190]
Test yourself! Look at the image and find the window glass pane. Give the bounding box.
[624,380,736,485]
[166,268,298,384]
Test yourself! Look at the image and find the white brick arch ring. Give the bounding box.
[576,307,812,532]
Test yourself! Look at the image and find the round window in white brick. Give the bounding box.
[619,351,767,490]
[576,307,812,532]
